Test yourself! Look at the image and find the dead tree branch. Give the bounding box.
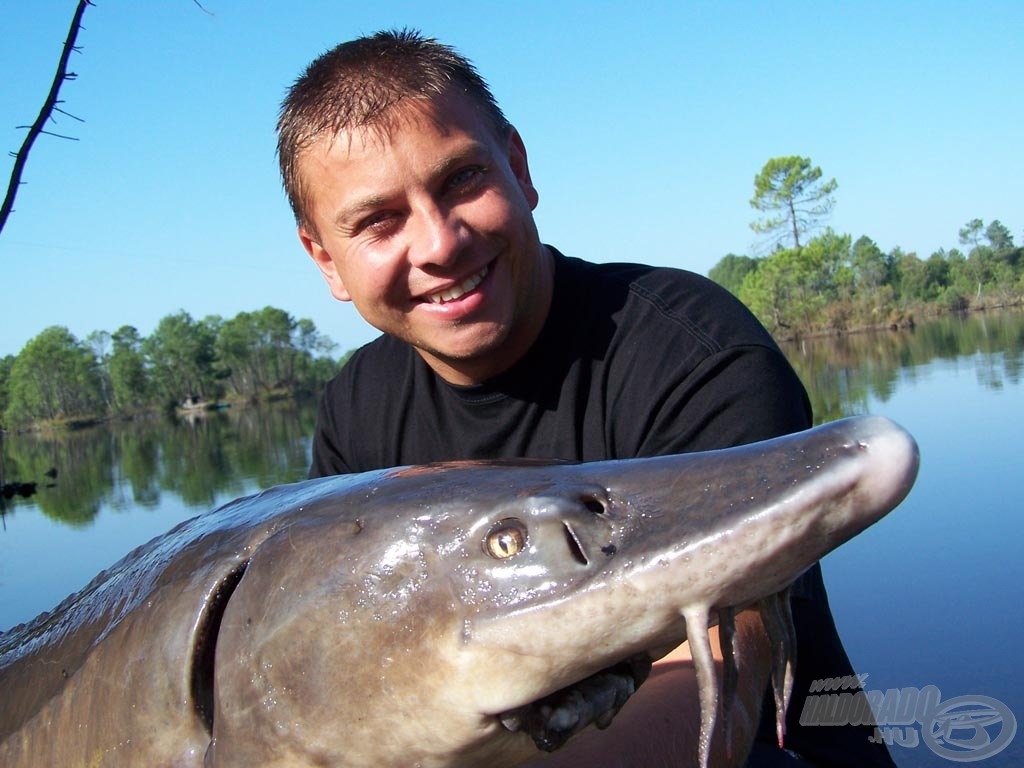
[0,0,92,237]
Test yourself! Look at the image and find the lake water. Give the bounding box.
[2,310,1022,767]
[780,311,1023,767]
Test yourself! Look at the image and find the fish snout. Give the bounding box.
[844,415,920,518]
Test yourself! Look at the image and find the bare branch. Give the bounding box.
[38,131,81,142]
[53,107,86,123]
[0,0,92,236]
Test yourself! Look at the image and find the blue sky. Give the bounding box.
[2,1,1021,358]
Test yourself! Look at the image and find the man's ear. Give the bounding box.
[506,127,539,211]
[299,226,352,302]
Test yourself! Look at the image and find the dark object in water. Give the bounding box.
[1,482,37,500]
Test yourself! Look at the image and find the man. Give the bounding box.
[278,29,892,767]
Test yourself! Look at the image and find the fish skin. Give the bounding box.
[0,415,919,768]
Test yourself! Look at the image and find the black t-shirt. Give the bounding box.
[311,250,813,472]
[311,249,894,767]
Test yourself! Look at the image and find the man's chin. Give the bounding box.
[410,329,518,384]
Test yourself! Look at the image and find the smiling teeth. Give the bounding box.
[427,265,489,304]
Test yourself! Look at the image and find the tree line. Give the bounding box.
[710,156,1023,336]
[0,306,347,428]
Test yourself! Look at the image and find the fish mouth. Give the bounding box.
[495,654,653,751]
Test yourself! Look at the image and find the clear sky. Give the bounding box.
[2,1,1021,358]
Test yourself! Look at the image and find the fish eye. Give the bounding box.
[484,519,528,559]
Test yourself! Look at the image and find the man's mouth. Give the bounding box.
[425,265,489,305]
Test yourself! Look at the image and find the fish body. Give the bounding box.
[0,416,918,767]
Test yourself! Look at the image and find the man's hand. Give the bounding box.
[518,608,771,767]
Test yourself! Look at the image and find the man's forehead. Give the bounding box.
[310,90,501,160]
[339,105,451,155]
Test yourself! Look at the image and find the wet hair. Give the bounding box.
[277,29,510,232]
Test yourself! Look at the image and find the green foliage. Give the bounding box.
[109,326,151,413]
[214,307,331,398]
[0,354,13,424]
[738,230,850,331]
[892,251,929,302]
[142,311,220,406]
[851,236,893,293]
[750,156,837,250]
[5,327,105,425]
[4,308,346,428]
[708,253,759,296]
[714,203,1024,337]
[985,220,1015,252]
[958,218,985,250]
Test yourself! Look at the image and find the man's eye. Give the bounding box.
[358,211,398,234]
[447,166,485,192]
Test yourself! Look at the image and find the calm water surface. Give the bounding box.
[780,311,1023,767]
[0,402,318,629]
[2,311,1022,767]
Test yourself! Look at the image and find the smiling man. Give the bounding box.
[277,30,893,767]
[293,87,552,386]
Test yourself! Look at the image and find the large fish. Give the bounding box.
[0,416,918,767]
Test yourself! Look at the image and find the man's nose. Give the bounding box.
[406,204,467,269]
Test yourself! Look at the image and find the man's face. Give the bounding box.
[297,90,551,385]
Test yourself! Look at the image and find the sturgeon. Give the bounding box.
[0,415,918,767]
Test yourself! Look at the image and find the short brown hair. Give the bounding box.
[277,29,510,231]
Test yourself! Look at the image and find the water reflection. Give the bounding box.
[1,399,317,526]
[780,310,1023,423]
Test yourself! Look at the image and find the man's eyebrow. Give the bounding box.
[429,140,492,175]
